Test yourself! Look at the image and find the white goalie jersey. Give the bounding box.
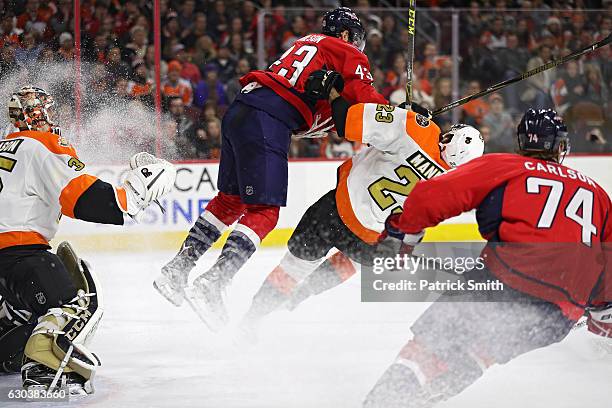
[335,103,449,244]
[0,130,128,250]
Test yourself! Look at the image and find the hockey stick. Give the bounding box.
[432,33,612,117]
[405,0,417,106]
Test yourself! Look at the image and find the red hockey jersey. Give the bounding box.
[240,34,387,128]
[394,153,611,318]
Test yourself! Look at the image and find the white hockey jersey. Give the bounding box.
[0,131,127,250]
[336,103,448,244]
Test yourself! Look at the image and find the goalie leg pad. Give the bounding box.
[23,242,103,393]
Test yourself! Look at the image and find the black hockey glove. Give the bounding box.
[304,70,345,101]
[375,214,424,261]
[398,102,432,119]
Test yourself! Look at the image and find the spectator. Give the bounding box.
[162,60,193,106]
[281,16,307,50]
[57,32,74,61]
[194,63,228,109]
[229,33,251,63]
[177,0,196,31]
[209,45,236,83]
[125,26,149,65]
[0,13,22,48]
[551,60,585,114]
[167,96,196,158]
[364,29,385,69]
[105,46,131,83]
[17,0,50,35]
[172,44,201,85]
[583,63,609,106]
[49,0,73,37]
[482,93,515,152]
[383,53,406,97]
[208,0,229,41]
[203,118,222,159]
[461,80,490,126]
[523,45,554,108]
[182,13,210,50]
[226,58,251,103]
[481,17,507,50]
[433,77,453,129]
[127,61,154,103]
[381,14,398,39]
[419,42,443,82]
[113,77,131,100]
[15,31,42,66]
[191,35,217,70]
[145,45,167,82]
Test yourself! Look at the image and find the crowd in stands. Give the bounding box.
[0,0,610,159]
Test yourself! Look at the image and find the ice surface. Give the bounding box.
[1,248,610,408]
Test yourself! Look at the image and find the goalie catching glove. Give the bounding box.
[121,152,176,217]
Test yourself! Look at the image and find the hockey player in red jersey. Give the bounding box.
[365,109,611,407]
[0,86,176,394]
[154,7,387,331]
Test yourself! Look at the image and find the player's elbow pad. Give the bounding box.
[73,180,125,225]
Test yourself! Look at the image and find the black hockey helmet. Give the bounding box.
[322,7,366,50]
[517,108,569,162]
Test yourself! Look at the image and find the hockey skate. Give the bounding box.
[22,361,92,396]
[184,269,229,332]
[153,246,196,307]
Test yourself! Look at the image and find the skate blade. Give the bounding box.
[183,286,228,333]
[153,275,184,307]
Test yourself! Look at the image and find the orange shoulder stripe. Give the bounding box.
[0,231,48,250]
[7,131,78,158]
[59,174,99,218]
[335,159,381,244]
[115,187,128,212]
[345,103,365,142]
[404,112,449,170]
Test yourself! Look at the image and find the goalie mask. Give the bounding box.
[439,124,484,168]
[8,86,57,133]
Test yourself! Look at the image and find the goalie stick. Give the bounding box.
[432,33,612,117]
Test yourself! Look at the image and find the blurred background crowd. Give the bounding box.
[0,0,610,160]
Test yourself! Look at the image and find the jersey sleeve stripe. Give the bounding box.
[0,231,49,250]
[59,174,99,218]
[115,187,128,213]
[6,131,78,157]
[345,103,365,142]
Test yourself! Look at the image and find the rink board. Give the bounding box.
[53,156,612,252]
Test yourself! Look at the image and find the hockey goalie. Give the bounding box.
[0,86,176,394]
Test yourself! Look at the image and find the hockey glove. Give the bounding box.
[587,304,612,338]
[375,213,424,260]
[398,102,432,119]
[121,153,176,217]
[304,70,344,101]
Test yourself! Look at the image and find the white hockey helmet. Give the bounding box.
[439,124,484,168]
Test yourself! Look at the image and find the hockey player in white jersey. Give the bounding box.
[241,70,484,332]
[0,86,176,394]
